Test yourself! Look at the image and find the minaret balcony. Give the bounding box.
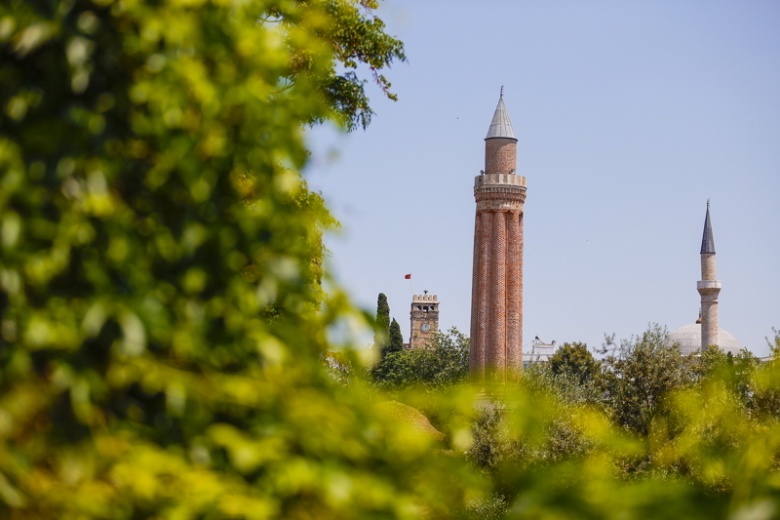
[697,280,722,290]
[475,173,527,188]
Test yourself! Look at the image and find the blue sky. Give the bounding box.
[307,1,780,357]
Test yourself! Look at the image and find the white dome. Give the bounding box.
[668,323,744,356]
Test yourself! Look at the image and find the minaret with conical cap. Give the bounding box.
[470,90,527,381]
[697,200,722,351]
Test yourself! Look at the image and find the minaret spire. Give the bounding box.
[485,92,517,141]
[697,200,721,351]
[700,199,715,254]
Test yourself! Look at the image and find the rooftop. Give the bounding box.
[485,93,517,140]
[668,323,743,356]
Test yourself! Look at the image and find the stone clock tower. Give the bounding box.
[409,291,439,350]
[469,91,526,382]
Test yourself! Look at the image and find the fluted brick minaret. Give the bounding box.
[697,200,721,351]
[469,91,526,382]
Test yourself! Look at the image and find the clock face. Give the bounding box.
[421,323,431,333]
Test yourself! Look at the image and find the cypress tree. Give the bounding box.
[388,318,404,355]
[375,293,391,354]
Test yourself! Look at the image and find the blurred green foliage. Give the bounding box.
[3,1,780,518]
[460,331,780,519]
[0,1,472,518]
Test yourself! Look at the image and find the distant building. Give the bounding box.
[522,337,558,368]
[667,321,743,355]
[408,291,439,350]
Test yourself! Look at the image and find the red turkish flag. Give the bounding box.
[404,273,412,279]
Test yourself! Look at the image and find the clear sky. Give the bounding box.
[306,0,780,357]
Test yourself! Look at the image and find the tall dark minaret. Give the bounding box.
[469,91,527,381]
[697,200,721,351]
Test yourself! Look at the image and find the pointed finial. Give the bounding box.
[700,200,716,254]
[500,85,504,99]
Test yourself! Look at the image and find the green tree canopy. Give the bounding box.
[299,0,406,130]
[549,342,599,384]
[598,324,693,434]
[374,327,469,390]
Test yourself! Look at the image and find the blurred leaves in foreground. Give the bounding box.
[455,329,780,520]
[2,0,780,518]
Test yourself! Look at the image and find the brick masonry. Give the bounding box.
[470,134,526,382]
[485,140,517,174]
